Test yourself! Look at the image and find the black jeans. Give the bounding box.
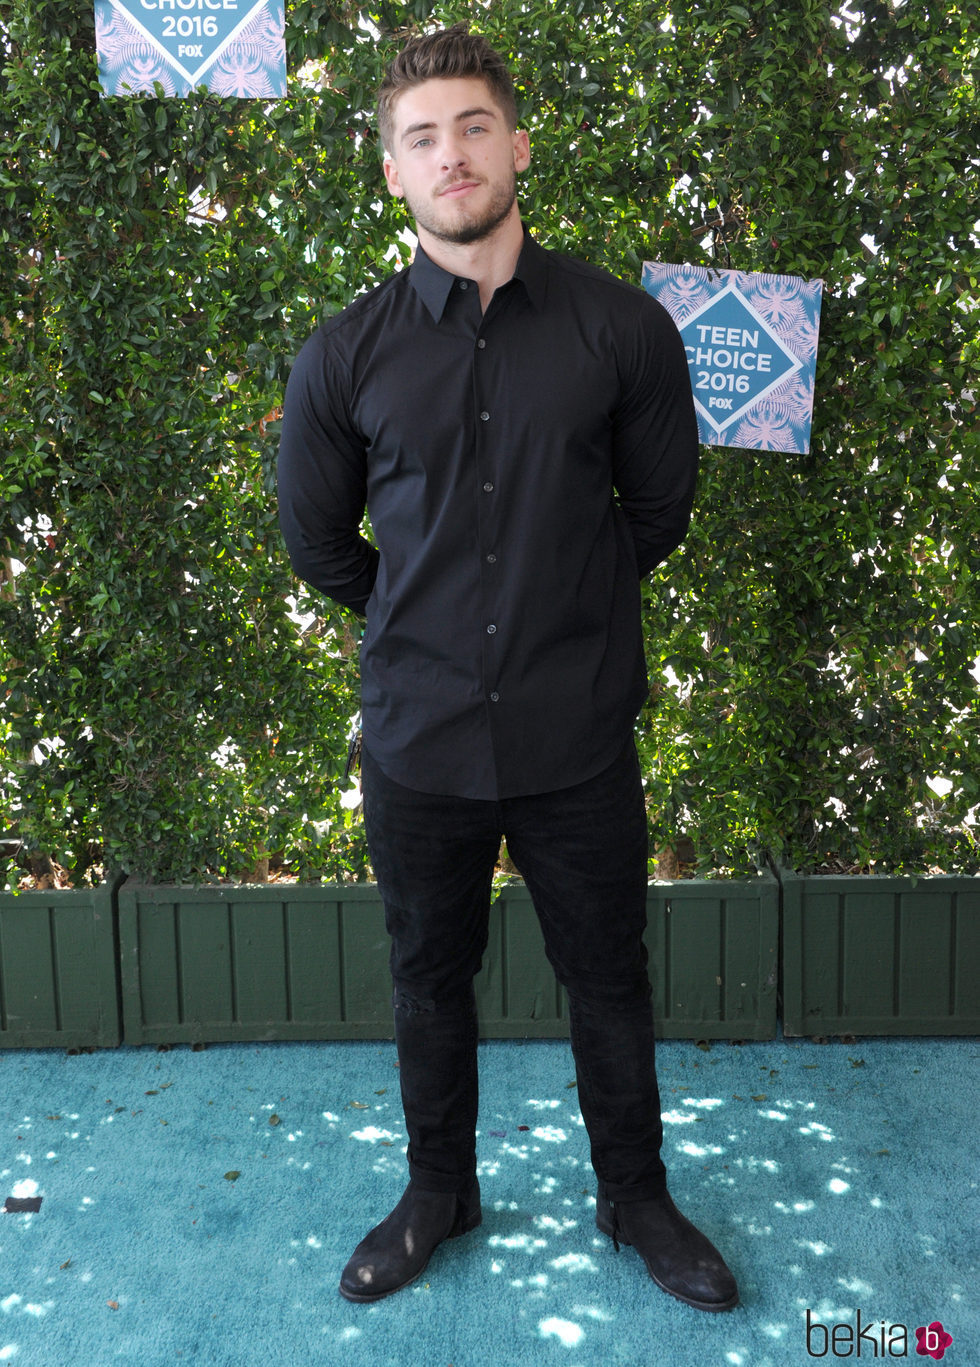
[360,737,667,1204]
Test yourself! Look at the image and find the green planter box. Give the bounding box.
[780,870,980,1035]
[119,881,391,1045]
[0,880,121,1049]
[119,872,778,1045]
[647,871,779,1040]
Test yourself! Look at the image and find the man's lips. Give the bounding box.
[438,179,482,197]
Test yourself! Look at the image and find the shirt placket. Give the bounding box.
[469,288,503,729]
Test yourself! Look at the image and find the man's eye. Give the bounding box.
[465,125,486,135]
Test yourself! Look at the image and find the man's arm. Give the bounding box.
[612,296,700,577]
[276,332,379,614]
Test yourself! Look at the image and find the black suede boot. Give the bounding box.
[597,1188,739,1312]
[339,1179,482,1303]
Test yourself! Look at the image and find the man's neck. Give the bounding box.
[417,208,525,313]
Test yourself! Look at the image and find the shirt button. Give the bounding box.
[486,553,497,563]
[477,338,486,349]
[487,624,496,635]
[480,410,490,421]
[459,280,469,290]
[490,691,500,702]
[483,481,494,493]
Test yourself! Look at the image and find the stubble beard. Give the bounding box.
[407,170,518,247]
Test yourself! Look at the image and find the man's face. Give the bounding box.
[383,77,530,247]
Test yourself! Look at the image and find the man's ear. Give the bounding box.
[513,129,531,174]
[383,155,405,200]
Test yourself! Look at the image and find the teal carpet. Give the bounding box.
[2,1034,977,1366]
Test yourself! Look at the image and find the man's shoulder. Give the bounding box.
[533,239,672,331]
[315,267,411,344]
[535,241,680,355]
[537,240,647,301]
[286,269,409,387]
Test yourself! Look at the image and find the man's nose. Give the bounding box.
[441,139,469,171]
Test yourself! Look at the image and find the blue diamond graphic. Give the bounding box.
[679,283,802,436]
[103,0,272,88]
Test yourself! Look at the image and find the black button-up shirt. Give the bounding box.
[277,230,698,800]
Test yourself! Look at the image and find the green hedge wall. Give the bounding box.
[1,0,978,883]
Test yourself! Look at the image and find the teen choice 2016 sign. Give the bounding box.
[95,0,285,98]
[642,262,823,454]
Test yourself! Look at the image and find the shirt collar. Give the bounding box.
[512,228,549,311]
[409,225,548,322]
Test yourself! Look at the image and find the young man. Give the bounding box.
[277,24,738,1313]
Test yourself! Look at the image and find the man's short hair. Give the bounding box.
[377,23,518,154]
